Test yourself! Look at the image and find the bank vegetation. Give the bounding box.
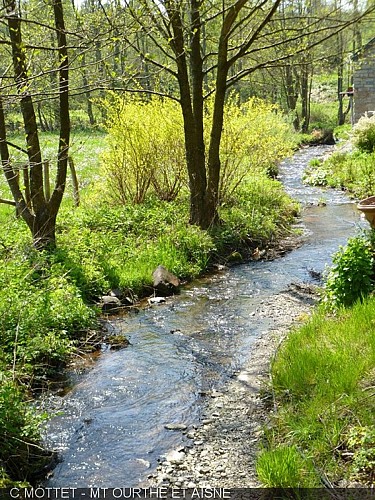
[257,118,375,488]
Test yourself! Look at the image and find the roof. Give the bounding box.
[352,37,375,61]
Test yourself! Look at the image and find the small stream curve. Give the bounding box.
[42,146,364,487]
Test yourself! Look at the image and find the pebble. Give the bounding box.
[136,458,151,468]
[164,423,187,431]
[166,450,186,464]
[200,466,211,474]
[148,297,166,304]
[147,287,318,489]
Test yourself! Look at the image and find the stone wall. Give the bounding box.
[353,39,375,123]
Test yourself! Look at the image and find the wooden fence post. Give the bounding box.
[68,156,80,207]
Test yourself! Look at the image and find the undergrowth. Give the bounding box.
[303,151,375,199]
[257,297,375,487]
[303,114,375,199]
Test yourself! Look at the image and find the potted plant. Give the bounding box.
[357,195,375,228]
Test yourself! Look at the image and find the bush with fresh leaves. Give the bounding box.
[101,95,186,204]
[353,114,375,153]
[101,94,296,206]
[206,95,296,202]
[322,233,374,309]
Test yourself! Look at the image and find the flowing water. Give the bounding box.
[43,146,364,488]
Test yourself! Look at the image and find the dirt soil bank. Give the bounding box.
[146,283,318,488]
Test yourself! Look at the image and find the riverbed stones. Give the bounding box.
[164,423,187,431]
[99,295,122,312]
[136,458,151,468]
[109,288,133,305]
[147,284,318,489]
[166,450,186,464]
[148,296,166,305]
[152,265,180,296]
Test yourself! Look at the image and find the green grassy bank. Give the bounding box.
[303,116,375,199]
[257,297,375,487]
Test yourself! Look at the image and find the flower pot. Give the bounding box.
[357,195,375,228]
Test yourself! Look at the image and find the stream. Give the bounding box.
[43,145,364,488]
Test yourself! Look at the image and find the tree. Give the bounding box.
[121,0,374,228]
[0,0,70,249]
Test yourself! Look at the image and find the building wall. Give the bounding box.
[353,41,375,123]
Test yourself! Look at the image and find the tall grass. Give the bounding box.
[257,298,375,486]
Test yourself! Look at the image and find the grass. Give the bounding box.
[303,150,375,200]
[257,298,375,487]
[0,130,106,206]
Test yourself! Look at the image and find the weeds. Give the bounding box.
[322,233,374,309]
[258,295,375,487]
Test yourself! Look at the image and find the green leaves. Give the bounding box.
[323,233,375,309]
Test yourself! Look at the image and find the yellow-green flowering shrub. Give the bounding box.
[101,95,186,204]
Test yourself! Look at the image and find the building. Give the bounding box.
[352,37,375,123]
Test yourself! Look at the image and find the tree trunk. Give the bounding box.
[81,52,96,126]
[1,0,69,250]
[32,210,57,250]
[284,64,300,131]
[0,96,33,228]
[188,0,208,227]
[166,0,207,228]
[69,156,80,207]
[206,36,229,227]
[300,59,311,133]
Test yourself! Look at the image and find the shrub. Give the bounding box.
[101,94,296,207]
[322,233,374,309]
[308,100,338,130]
[206,96,296,203]
[101,95,186,204]
[0,378,49,482]
[353,114,375,153]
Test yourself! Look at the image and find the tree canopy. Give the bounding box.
[0,0,374,242]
